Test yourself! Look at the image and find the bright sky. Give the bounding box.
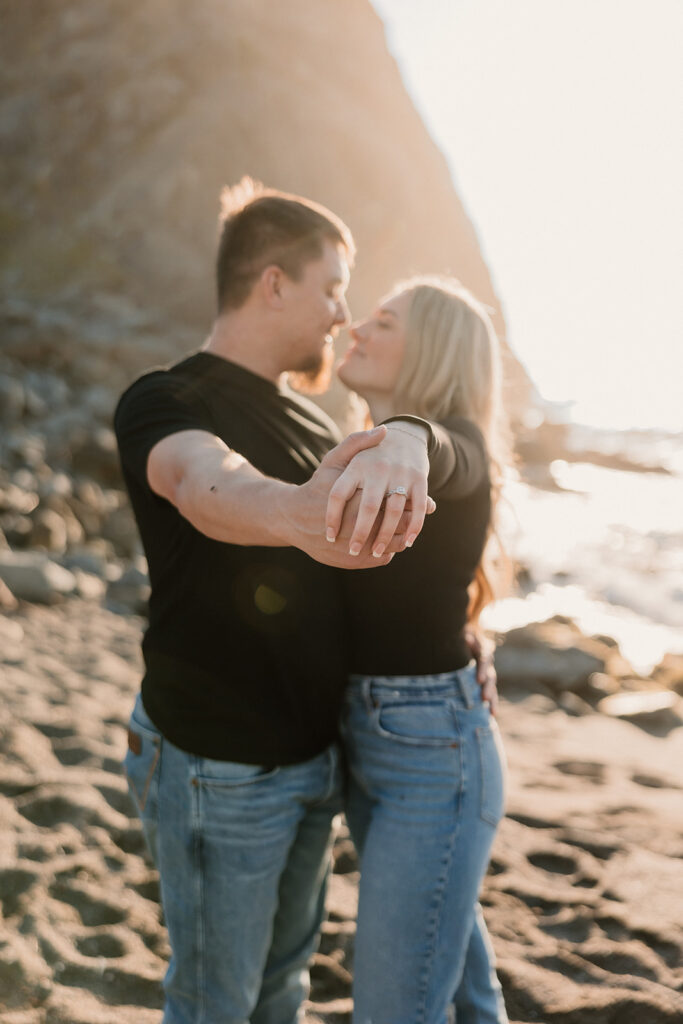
[370,0,683,432]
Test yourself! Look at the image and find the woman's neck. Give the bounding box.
[364,395,396,426]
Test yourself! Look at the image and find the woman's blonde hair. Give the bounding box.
[390,275,510,624]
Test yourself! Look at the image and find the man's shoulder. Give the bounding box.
[115,359,206,424]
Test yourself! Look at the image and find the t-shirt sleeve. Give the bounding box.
[427,416,490,501]
[114,372,212,489]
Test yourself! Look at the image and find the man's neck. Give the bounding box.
[203,315,285,386]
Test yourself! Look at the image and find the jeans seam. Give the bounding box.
[192,777,206,1024]
[127,740,160,813]
[417,741,465,1023]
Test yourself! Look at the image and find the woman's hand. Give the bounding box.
[325,422,435,557]
[465,628,499,716]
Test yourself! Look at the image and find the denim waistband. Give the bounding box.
[348,662,480,708]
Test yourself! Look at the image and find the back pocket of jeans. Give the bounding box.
[124,720,161,815]
[476,724,505,826]
[375,700,457,747]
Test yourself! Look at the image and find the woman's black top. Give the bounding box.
[342,416,491,676]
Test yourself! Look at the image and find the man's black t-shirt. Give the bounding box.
[114,352,346,765]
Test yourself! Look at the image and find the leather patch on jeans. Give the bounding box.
[128,729,142,756]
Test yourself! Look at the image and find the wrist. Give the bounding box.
[382,415,435,452]
[266,479,300,546]
[385,422,430,448]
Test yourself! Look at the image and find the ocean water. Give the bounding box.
[482,432,683,674]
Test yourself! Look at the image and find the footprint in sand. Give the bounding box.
[527,851,579,875]
[558,826,622,860]
[553,759,607,784]
[539,911,593,942]
[631,771,682,790]
[48,880,128,927]
[76,932,128,959]
[0,866,40,917]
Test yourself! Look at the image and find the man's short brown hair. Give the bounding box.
[216,178,355,312]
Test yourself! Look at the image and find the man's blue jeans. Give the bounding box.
[124,694,342,1024]
[341,664,508,1024]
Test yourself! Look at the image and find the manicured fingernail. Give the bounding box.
[405,534,416,547]
[326,529,336,542]
[373,544,385,558]
[349,543,361,556]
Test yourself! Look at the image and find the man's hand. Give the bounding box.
[277,426,414,569]
[465,628,498,716]
[325,422,435,558]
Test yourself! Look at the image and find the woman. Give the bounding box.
[335,276,509,1024]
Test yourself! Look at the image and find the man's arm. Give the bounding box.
[147,425,409,569]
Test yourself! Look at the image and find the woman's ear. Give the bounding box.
[261,265,286,309]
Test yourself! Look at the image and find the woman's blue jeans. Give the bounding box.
[341,664,508,1024]
[124,693,342,1024]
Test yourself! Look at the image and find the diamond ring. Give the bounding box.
[385,486,408,497]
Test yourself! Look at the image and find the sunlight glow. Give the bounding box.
[371,0,683,431]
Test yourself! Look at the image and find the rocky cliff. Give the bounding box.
[0,0,532,593]
[1,0,529,375]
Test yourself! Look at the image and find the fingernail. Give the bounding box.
[373,544,385,558]
[405,534,416,547]
[349,543,361,556]
[326,529,336,542]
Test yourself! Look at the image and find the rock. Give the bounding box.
[63,545,110,578]
[100,502,139,557]
[68,427,122,486]
[0,576,18,610]
[652,653,683,696]
[106,564,150,614]
[0,376,25,422]
[0,483,39,515]
[583,672,620,701]
[0,513,33,548]
[73,569,107,601]
[597,690,681,724]
[495,620,606,693]
[557,692,593,716]
[37,471,74,501]
[0,550,76,604]
[29,507,69,553]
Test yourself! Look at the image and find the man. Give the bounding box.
[115,178,442,1024]
[115,179,493,1023]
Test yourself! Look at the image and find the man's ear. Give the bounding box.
[261,265,286,309]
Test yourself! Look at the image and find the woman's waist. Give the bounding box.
[348,661,482,708]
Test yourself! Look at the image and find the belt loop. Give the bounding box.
[361,677,375,712]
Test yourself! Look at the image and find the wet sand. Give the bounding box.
[1,600,682,1023]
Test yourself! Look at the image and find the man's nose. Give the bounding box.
[335,297,351,327]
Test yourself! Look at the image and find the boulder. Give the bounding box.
[495,619,606,693]
[28,508,69,554]
[106,563,150,614]
[652,653,683,696]
[0,576,18,610]
[0,550,76,604]
[597,690,682,727]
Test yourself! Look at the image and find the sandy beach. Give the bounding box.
[1,598,682,1024]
